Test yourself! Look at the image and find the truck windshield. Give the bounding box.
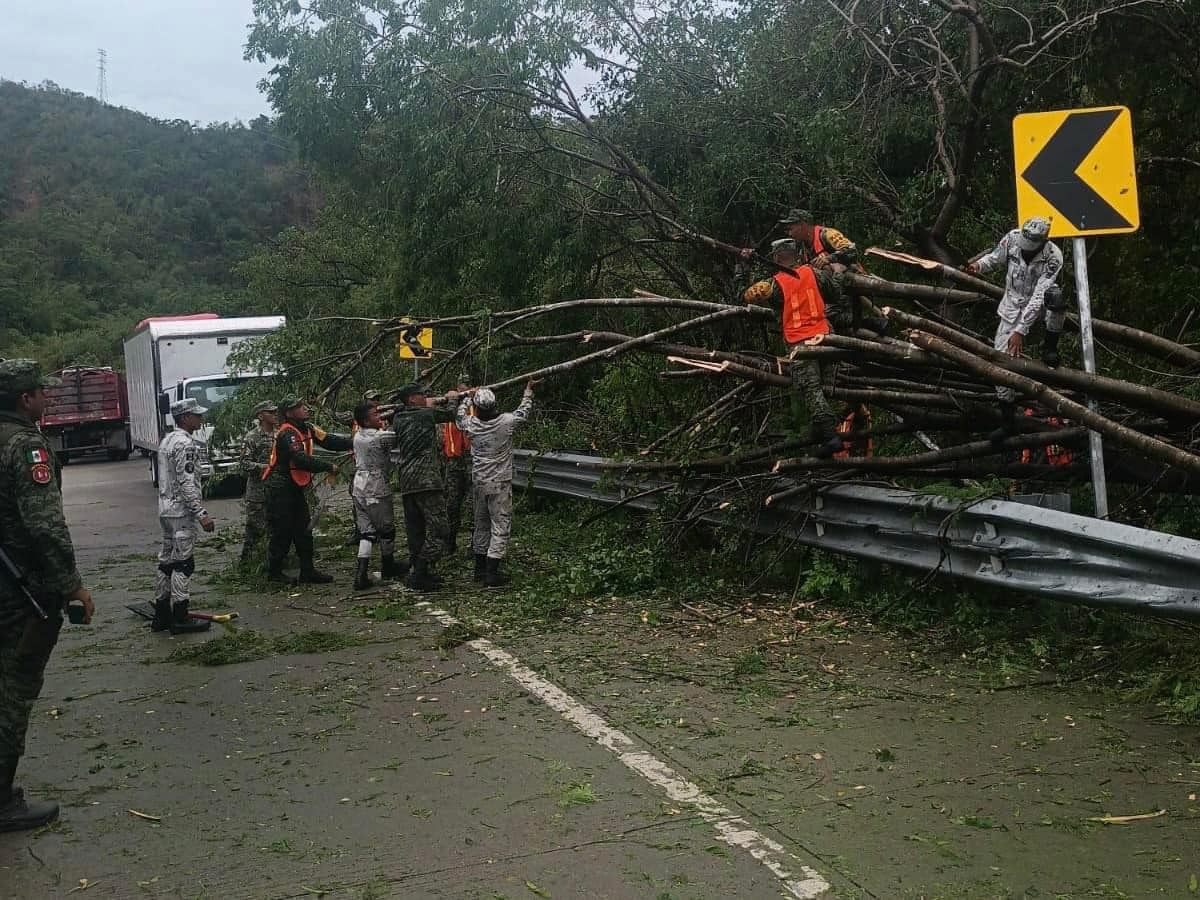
[185,377,252,410]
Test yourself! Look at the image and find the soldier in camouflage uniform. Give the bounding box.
[239,400,278,565]
[742,239,856,459]
[391,383,460,591]
[153,398,216,633]
[264,398,352,584]
[456,381,534,587]
[0,359,93,832]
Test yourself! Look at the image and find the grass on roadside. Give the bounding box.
[167,629,368,666]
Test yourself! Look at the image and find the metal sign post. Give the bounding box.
[1071,239,1109,518]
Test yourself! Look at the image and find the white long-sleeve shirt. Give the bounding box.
[352,428,397,499]
[455,391,533,485]
[975,230,1064,335]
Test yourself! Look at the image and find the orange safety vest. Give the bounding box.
[441,423,471,459]
[263,421,319,487]
[810,227,827,258]
[775,265,830,344]
[833,406,874,460]
[1020,410,1074,467]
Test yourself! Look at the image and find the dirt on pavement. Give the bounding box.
[1,457,1197,899]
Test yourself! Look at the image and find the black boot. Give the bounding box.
[1041,331,1062,368]
[0,777,58,833]
[169,601,210,634]
[298,552,334,584]
[150,597,172,633]
[405,559,441,592]
[354,558,372,591]
[380,554,408,580]
[483,557,511,588]
[989,401,1018,446]
[473,553,487,582]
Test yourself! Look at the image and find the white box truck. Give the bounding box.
[123,314,285,485]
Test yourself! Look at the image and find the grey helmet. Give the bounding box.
[1017,217,1051,252]
[472,388,497,411]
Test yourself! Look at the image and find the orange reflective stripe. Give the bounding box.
[441,424,471,458]
[775,265,830,344]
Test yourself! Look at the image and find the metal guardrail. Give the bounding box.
[514,450,1200,620]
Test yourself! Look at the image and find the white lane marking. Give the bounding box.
[417,602,831,899]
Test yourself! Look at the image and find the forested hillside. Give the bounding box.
[0,80,314,368]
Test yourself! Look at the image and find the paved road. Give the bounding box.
[1,459,828,899]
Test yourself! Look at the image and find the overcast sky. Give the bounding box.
[0,0,272,124]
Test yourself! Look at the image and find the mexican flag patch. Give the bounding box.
[27,448,50,464]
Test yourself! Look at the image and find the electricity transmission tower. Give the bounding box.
[96,48,108,104]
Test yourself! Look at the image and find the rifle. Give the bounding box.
[0,543,48,620]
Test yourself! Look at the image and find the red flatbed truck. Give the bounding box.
[39,367,132,464]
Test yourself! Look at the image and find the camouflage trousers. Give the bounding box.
[241,488,269,563]
[786,348,836,441]
[441,457,471,549]
[472,481,514,559]
[155,516,198,606]
[0,613,61,770]
[401,490,447,566]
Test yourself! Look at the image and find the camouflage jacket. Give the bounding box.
[390,405,456,495]
[265,422,352,492]
[455,391,533,485]
[240,425,275,501]
[157,429,208,520]
[0,410,82,626]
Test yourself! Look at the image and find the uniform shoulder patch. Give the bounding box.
[31,462,53,484]
[26,447,51,464]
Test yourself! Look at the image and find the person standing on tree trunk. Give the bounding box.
[963,217,1065,443]
[456,381,536,588]
[0,359,93,832]
[351,402,404,590]
[391,384,461,591]
[239,400,277,566]
[777,208,861,270]
[263,398,351,584]
[741,239,849,459]
[152,398,215,634]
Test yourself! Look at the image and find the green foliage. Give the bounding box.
[167,629,366,666]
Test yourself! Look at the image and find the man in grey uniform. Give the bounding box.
[351,402,405,590]
[965,216,1065,442]
[153,398,215,633]
[456,380,535,587]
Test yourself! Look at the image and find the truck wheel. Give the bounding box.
[108,450,131,462]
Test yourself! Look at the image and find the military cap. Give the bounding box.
[363,389,382,401]
[395,383,427,404]
[171,397,207,418]
[770,238,799,256]
[250,400,276,416]
[278,397,304,414]
[0,359,60,395]
[778,208,813,225]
